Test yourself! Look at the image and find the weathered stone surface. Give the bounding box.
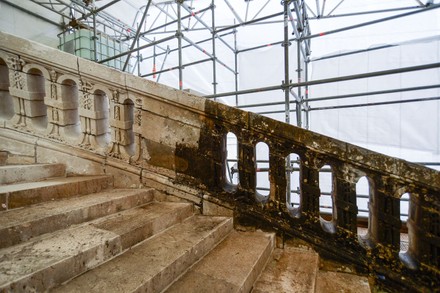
[0,31,78,74]
[0,163,65,184]
[252,247,319,293]
[0,188,155,248]
[315,271,371,293]
[91,201,194,249]
[52,216,233,293]
[165,230,275,293]
[0,224,122,292]
[0,175,113,209]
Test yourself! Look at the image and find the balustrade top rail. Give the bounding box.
[0,31,438,291]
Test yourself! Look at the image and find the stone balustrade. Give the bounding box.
[0,31,438,291]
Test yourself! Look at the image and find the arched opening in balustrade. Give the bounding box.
[26,68,48,129]
[122,98,135,155]
[356,176,371,237]
[256,142,270,201]
[399,192,410,254]
[93,89,110,147]
[225,132,239,187]
[0,58,14,119]
[287,153,301,208]
[319,164,335,232]
[61,79,81,138]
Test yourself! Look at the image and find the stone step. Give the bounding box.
[52,216,233,293]
[165,230,275,293]
[0,175,113,210]
[0,201,195,292]
[0,188,155,249]
[0,163,66,185]
[315,271,371,293]
[252,247,319,293]
[0,151,7,166]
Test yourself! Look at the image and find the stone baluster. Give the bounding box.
[131,96,144,164]
[0,53,14,120]
[300,152,321,220]
[405,190,440,272]
[269,146,287,208]
[6,55,32,129]
[46,73,80,143]
[368,175,401,253]
[334,164,359,234]
[237,131,256,201]
[78,79,95,149]
[108,90,134,160]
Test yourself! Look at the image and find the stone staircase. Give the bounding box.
[0,161,371,292]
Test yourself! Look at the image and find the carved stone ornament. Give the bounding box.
[135,109,142,126]
[79,80,94,110]
[51,83,57,100]
[52,108,59,122]
[114,105,121,120]
[6,56,25,71]
[49,69,57,82]
[12,72,25,90]
[111,90,120,103]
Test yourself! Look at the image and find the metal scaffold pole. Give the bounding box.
[211,0,217,97]
[283,0,292,206]
[177,0,184,90]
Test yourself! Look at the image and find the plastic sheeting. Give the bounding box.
[308,36,440,165]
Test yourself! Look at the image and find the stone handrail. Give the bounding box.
[0,31,439,291]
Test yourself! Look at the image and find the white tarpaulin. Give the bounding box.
[308,36,440,164]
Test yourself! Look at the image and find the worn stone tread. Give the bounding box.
[0,163,66,185]
[0,188,155,248]
[315,271,371,293]
[53,215,233,293]
[0,224,122,292]
[0,200,195,292]
[90,201,194,250]
[0,175,113,209]
[252,247,319,293]
[165,230,275,293]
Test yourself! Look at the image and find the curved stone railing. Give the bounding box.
[0,31,439,291]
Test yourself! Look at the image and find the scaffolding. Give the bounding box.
[13,0,440,218]
[24,1,440,125]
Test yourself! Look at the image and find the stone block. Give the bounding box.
[23,99,47,117]
[36,145,105,175]
[0,31,78,73]
[109,119,132,130]
[110,128,133,146]
[125,74,205,112]
[0,135,36,158]
[47,107,79,125]
[79,108,108,120]
[45,97,78,110]
[141,111,200,148]
[77,58,125,88]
